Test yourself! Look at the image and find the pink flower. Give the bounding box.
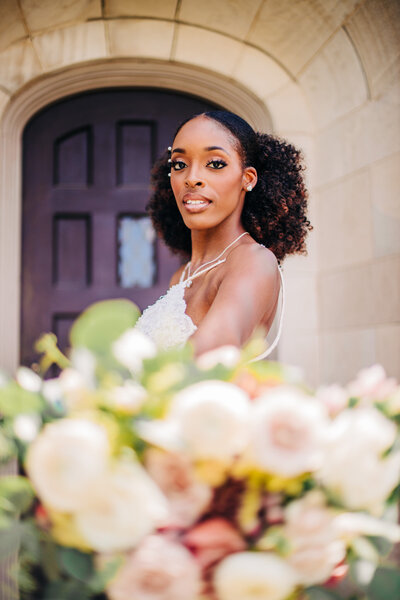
[347,364,398,403]
[145,448,212,528]
[183,518,246,570]
[107,534,200,600]
[316,384,348,416]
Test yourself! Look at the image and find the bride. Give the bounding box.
[135,111,311,358]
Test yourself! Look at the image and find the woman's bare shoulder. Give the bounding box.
[226,240,279,280]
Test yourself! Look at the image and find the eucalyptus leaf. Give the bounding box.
[59,547,94,582]
[43,580,92,600]
[367,566,400,600]
[0,382,43,417]
[304,586,344,600]
[88,555,123,593]
[70,299,140,367]
[0,476,34,514]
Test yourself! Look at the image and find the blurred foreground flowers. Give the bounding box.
[0,299,400,600]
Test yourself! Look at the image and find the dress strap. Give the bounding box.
[181,259,227,287]
[250,265,285,362]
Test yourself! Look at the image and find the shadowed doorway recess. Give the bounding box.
[21,88,218,366]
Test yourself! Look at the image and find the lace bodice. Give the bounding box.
[134,258,285,360]
[134,281,197,351]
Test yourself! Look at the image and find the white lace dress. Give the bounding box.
[134,260,284,361]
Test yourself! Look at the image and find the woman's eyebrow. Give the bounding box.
[171,146,230,155]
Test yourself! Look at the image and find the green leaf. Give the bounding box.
[0,519,20,559]
[0,382,43,417]
[88,555,123,593]
[59,547,94,582]
[304,587,344,600]
[0,476,34,514]
[43,580,92,600]
[70,299,140,367]
[367,566,400,600]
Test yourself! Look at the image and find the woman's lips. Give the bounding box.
[182,194,211,213]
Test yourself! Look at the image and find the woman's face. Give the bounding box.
[170,116,256,231]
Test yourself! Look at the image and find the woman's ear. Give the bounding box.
[243,166,258,191]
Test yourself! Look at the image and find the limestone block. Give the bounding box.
[108,19,174,59]
[279,330,319,387]
[346,0,400,98]
[376,324,400,380]
[371,153,400,257]
[0,39,42,93]
[283,273,318,332]
[299,29,367,129]
[174,25,242,76]
[316,91,400,187]
[179,0,262,40]
[20,0,101,33]
[33,21,106,71]
[320,264,375,330]
[320,328,376,384]
[105,0,177,19]
[371,256,400,324]
[317,170,373,270]
[265,81,315,134]
[247,0,360,76]
[0,90,10,120]
[233,46,289,100]
[0,0,26,53]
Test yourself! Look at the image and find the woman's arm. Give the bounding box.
[189,246,280,356]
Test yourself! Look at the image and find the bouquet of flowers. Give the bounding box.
[0,299,400,600]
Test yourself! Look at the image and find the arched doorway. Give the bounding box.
[21,88,218,366]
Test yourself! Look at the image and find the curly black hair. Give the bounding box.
[147,110,311,262]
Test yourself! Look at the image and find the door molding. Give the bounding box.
[0,58,272,372]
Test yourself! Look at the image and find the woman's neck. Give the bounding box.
[189,223,247,267]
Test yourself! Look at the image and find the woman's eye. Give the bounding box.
[207,159,227,169]
[171,160,186,171]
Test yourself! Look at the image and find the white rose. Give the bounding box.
[112,329,157,372]
[284,492,346,586]
[26,418,110,512]
[76,460,168,552]
[319,408,400,512]
[196,345,241,370]
[214,552,298,600]
[247,386,329,477]
[316,384,348,416]
[169,381,251,461]
[16,367,42,392]
[108,380,147,414]
[13,413,41,442]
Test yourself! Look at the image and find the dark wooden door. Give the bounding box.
[21,89,218,366]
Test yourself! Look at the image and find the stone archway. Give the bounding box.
[0,58,277,374]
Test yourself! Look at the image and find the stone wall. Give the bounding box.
[0,0,398,385]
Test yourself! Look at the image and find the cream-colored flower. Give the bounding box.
[247,386,329,477]
[76,460,168,552]
[107,380,147,414]
[26,418,110,512]
[145,448,212,528]
[283,492,346,586]
[13,413,41,442]
[16,367,42,392]
[112,329,157,372]
[335,512,400,544]
[169,380,251,461]
[107,534,201,600]
[316,384,348,416]
[319,407,400,513]
[214,552,298,600]
[196,345,241,370]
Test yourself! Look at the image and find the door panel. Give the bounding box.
[21,89,218,366]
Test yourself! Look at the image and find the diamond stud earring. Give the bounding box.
[246,185,252,192]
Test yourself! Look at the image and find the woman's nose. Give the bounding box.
[185,167,204,188]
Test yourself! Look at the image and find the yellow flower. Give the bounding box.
[194,459,228,487]
[48,509,92,551]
